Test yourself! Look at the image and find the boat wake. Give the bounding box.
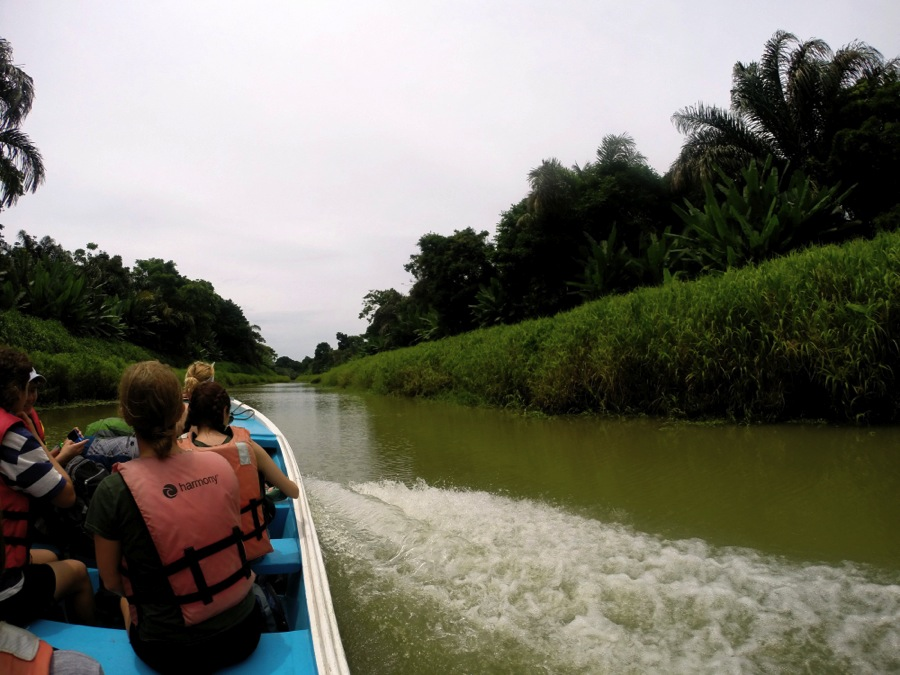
[309,478,900,675]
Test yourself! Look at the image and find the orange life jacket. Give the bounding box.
[0,410,31,570]
[178,426,273,560]
[116,451,254,627]
[0,623,53,675]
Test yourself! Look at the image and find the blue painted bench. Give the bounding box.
[27,620,316,674]
[251,537,301,575]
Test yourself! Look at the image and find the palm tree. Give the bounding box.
[524,158,579,217]
[0,38,45,209]
[595,133,648,168]
[670,30,898,190]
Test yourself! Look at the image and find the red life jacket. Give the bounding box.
[116,451,254,627]
[0,623,53,675]
[178,426,273,560]
[25,410,44,443]
[0,410,31,570]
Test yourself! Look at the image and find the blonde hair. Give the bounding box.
[120,361,184,459]
[183,360,215,400]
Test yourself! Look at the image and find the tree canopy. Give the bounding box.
[670,30,900,191]
[0,230,273,366]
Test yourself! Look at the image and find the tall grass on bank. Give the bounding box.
[322,231,900,423]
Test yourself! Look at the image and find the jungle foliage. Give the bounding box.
[306,31,899,374]
[0,309,284,405]
[321,230,900,424]
[0,232,274,367]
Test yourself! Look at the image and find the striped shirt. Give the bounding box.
[0,423,67,598]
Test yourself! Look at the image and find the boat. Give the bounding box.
[26,399,349,674]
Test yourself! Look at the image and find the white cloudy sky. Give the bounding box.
[1,1,898,360]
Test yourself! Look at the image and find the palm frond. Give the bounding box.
[0,38,36,128]
[0,127,45,204]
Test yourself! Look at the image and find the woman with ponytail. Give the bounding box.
[86,362,260,673]
[180,381,298,560]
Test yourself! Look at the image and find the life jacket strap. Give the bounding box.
[240,496,269,541]
[124,526,251,607]
[1,509,31,551]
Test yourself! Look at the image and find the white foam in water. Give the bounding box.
[310,478,900,674]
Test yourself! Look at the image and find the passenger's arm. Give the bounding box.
[253,441,299,499]
[94,535,125,596]
[45,441,83,508]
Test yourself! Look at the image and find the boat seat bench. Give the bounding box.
[251,537,302,575]
[27,620,316,674]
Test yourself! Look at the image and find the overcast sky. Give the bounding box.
[2,2,898,360]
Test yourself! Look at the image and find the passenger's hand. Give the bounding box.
[56,438,89,465]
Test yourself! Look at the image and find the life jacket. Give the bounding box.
[178,427,273,560]
[0,410,31,570]
[25,410,44,443]
[116,452,254,627]
[0,622,53,675]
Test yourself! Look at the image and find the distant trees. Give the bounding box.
[0,38,45,209]
[405,228,494,339]
[0,231,273,366]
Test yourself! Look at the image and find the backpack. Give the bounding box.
[65,455,110,503]
[38,456,111,560]
[251,578,289,632]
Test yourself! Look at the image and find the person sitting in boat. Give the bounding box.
[183,360,214,404]
[22,368,46,445]
[85,361,261,673]
[180,360,215,437]
[0,347,95,627]
[179,381,299,561]
[0,513,105,674]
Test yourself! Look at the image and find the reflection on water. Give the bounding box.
[40,383,900,674]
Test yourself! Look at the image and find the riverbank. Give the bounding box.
[320,230,900,424]
[0,310,286,405]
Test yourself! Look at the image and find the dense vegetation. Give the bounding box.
[0,310,284,405]
[320,230,900,423]
[0,231,273,366]
[306,31,899,376]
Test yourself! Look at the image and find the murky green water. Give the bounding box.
[41,383,900,674]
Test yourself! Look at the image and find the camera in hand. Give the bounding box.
[67,428,84,442]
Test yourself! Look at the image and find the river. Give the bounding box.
[41,382,900,674]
